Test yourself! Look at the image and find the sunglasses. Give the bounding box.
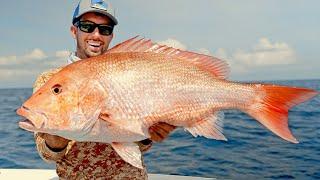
[75,20,114,36]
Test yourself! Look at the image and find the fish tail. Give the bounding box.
[245,84,318,143]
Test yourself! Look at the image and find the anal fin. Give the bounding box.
[185,111,227,141]
[111,142,143,169]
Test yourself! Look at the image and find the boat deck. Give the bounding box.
[0,169,215,179]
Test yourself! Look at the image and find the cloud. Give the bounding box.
[161,37,298,78]
[156,39,221,59]
[232,38,296,67]
[155,38,296,71]
[0,55,17,65]
[214,48,228,60]
[157,38,187,50]
[55,50,70,58]
[0,48,68,68]
[0,49,58,67]
[153,37,298,82]
[0,49,69,87]
[198,48,212,56]
[196,38,298,75]
[24,48,47,60]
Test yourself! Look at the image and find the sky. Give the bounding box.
[0,0,319,88]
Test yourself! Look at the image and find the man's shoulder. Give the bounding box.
[38,67,64,79]
[33,67,65,92]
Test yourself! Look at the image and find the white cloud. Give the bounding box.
[0,55,17,65]
[0,49,68,87]
[232,38,296,67]
[157,39,222,58]
[198,48,212,56]
[136,37,295,71]
[253,38,290,51]
[214,48,228,60]
[157,38,187,50]
[202,37,299,80]
[24,48,47,60]
[55,50,70,58]
[0,48,47,66]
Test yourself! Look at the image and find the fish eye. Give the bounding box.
[51,84,62,95]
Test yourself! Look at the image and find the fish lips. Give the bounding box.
[17,106,45,132]
[19,118,37,132]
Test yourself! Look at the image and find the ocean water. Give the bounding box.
[0,79,319,179]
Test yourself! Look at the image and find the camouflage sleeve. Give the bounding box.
[34,133,70,163]
[32,68,71,163]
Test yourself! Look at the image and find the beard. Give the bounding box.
[76,37,109,59]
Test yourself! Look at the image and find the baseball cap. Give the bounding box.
[72,0,118,25]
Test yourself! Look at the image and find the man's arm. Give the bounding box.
[33,68,71,162]
[34,133,70,162]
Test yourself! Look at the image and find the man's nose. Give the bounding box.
[92,27,102,37]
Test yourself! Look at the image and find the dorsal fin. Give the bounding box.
[107,36,230,79]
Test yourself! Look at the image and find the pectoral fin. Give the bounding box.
[99,112,147,138]
[111,142,143,169]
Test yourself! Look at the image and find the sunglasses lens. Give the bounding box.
[78,22,95,33]
[98,25,113,36]
[77,21,113,36]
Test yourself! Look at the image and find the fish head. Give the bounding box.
[17,67,107,139]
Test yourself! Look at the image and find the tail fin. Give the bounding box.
[246,84,318,143]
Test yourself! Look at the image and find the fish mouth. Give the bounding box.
[17,106,46,132]
[19,119,36,132]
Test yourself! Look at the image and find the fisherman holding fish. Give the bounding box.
[17,0,318,179]
[30,0,174,179]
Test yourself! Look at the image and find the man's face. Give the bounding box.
[71,12,114,59]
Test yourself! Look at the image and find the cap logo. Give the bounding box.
[91,0,108,11]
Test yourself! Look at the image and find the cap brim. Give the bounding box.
[76,10,118,25]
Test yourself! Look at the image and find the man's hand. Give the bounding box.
[38,133,70,152]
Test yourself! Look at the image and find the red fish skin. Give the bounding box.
[17,51,318,144]
[16,37,319,169]
[44,52,317,142]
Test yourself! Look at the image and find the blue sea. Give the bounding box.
[0,79,319,179]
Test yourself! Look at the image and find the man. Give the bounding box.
[33,0,175,179]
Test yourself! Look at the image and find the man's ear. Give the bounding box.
[70,25,77,39]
